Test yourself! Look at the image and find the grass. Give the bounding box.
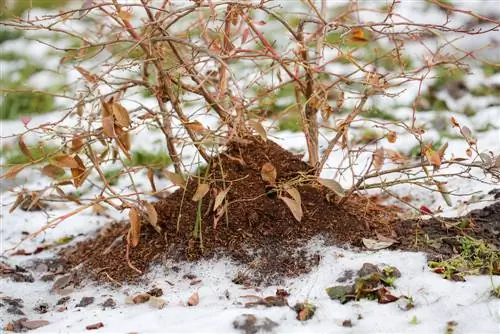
[0,143,57,165]
[126,150,172,169]
[0,91,55,120]
[278,113,302,132]
[363,107,398,121]
[428,236,499,281]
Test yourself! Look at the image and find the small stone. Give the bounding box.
[1,297,24,308]
[56,296,70,305]
[76,297,94,308]
[35,263,49,273]
[342,319,353,327]
[34,303,50,314]
[23,320,50,330]
[12,272,35,283]
[149,296,167,309]
[52,274,72,291]
[126,293,150,304]
[86,322,104,330]
[7,306,25,315]
[56,306,67,312]
[147,287,163,297]
[102,298,116,309]
[358,263,380,277]
[40,273,56,282]
[336,270,354,283]
[233,314,279,334]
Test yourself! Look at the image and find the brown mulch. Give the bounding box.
[58,136,499,285]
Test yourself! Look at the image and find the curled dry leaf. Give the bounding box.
[1,164,29,180]
[436,142,448,159]
[373,147,384,171]
[102,116,116,138]
[317,178,346,197]
[143,201,160,233]
[147,168,156,192]
[284,185,301,205]
[280,196,303,222]
[9,193,24,213]
[430,151,442,170]
[187,291,199,306]
[349,28,369,42]
[112,102,131,128]
[164,170,186,188]
[214,187,231,210]
[192,183,210,202]
[71,154,87,188]
[18,135,34,160]
[241,28,250,44]
[129,206,141,247]
[450,116,460,127]
[71,135,85,153]
[41,164,65,179]
[52,154,80,169]
[75,66,99,83]
[362,237,396,250]
[387,131,397,143]
[248,120,267,142]
[261,162,277,185]
[185,121,208,134]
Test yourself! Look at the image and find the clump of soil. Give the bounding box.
[60,137,394,284]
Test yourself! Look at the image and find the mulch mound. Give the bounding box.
[60,137,395,284]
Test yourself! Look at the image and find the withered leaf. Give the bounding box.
[102,116,116,138]
[129,206,141,247]
[143,201,160,233]
[187,291,199,306]
[75,66,99,83]
[248,120,267,142]
[52,154,80,169]
[214,187,231,210]
[284,185,301,205]
[164,170,186,188]
[387,131,397,143]
[112,102,131,128]
[18,136,34,161]
[185,121,208,134]
[147,168,156,192]
[1,164,29,180]
[192,183,210,202]
[349,28,368,42]
[362,238,395,250]
[373,147,384,171]
[41,164,65,179]
[261,162,277,185]
[9,193,25,213]
[71,135,85,153]
[317,178,346,197]
[280,196,303,222]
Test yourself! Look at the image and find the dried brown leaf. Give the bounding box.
[164,170,186,188]
[248,120,267,142]
[187,291,199,306]
[317,178,346,197]
[284,185,301,206]
[214,187,231,210]
[71,136,85,153]
[18,136,34,161]
[41,164,65,179]
[185,121,208,134]
[129,206,141,247]
[261,162,277,185]
[102,116,116,138]
[373,147,384,171]
[52,154,80,169]
[75,66,99,83]
[9,193,24,213]
[387,131,397,143]
[192,183,210,202]
[147,168,156,192]
[280,196,303,222]
[112,102,131,128]
[144,201,160,233]
[1,164,28,179]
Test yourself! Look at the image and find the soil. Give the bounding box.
[58,136,499,285]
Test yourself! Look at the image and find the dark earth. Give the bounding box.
[58,137,499,285]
